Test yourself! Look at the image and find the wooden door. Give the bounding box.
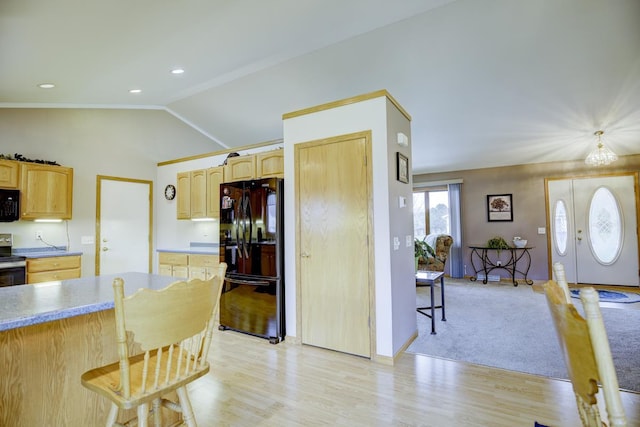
[547,174,639,286]
[96,176,152,275]
[296,132,373,357]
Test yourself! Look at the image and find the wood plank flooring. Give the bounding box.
[187,329,640,426]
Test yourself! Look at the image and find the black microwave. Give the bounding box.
[0,189,20,222]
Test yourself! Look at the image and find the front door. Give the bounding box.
[96,176,152,275]
[547,174,639,286]
[295,131,373,357]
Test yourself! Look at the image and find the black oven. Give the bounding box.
[0,233,26,286]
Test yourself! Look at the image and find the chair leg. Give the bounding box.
[106,403,119,427]
[137,403,149,427]
[176,386,197,427]
[152,398,162,427]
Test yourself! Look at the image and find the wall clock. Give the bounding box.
[164,184,176,200]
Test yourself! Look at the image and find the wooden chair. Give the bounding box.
[544,264,627,427]
[81,263,227,427]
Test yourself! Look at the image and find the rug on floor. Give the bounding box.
[406,279,640,392]
[570,288,640,304]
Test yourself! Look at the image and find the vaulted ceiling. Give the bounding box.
[2,0,639,173]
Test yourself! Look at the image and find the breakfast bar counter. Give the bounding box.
[0,273,181,426]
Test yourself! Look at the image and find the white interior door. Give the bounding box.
[97,176,152,275]
[548,175,639,286]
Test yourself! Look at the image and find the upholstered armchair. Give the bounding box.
[418,234,453,272]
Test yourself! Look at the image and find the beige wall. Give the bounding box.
[414,154,640,281]
[0,108,217,277]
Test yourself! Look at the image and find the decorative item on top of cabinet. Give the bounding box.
[256,150,284,178]
[158,252,189,277]
[26,255,81,284]
[224,154,256,181]
[0,160,19,189]
[20,163,73,220]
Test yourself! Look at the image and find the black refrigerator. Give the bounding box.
[218,177,285,343]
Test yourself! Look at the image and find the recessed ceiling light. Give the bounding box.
[129,89,142,94]
[38,83,55,89]
[171,68,185,75]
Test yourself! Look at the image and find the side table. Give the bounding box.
[416,270,446,334]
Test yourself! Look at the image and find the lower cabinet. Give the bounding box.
[26,255,81,284]
[188,254,220,280]
[158,252,219,279]
[158,252,189,278]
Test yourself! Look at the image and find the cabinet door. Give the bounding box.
[176,172,191,219]
[206,167,224,218]
[190,169,207,218]
[225,155,255,181]
[158,264,173,276]
[0,160,19,189]
[256,151,284,178]
[20,164,73,220]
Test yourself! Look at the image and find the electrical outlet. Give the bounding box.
[35,231,43,240]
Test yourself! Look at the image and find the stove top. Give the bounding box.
[0,255,27,263]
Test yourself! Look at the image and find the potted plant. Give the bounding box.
[487,236,510,256]
[414,238,435,271]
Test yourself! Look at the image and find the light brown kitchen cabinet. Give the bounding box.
[158,252,189,277]
[26,255,81,284]
[176,172,191,219]
[206,166,224,218]
[20,163,73,220]
[224,155,256,181]
[256,150,284,178]
[188,254,219,280]
[190,169,207,218]
[0,160,19,189]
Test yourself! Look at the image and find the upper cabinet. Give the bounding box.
[0,160,19,189]
[176,171,191,219]
[206,166,224,219]
[224,155,256,181]
[256,150,284,178]
[190,169,207,218]
[20,163,73,220]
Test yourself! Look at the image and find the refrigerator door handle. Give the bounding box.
[226,277,271,287]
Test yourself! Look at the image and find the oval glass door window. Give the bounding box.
[553,199,568,255]
[588,187,622,264]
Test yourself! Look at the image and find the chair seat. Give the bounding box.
[81,347,210,410]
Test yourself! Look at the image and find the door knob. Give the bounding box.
[301,252,310,258]
[102,247,109,251]
[103,238,108,242]
[577,237,582,241]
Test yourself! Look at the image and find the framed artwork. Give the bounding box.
[487,194,513,222]
[396,152,409,184]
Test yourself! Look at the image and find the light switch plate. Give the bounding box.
[81,236,95,244]
[406,235,412,247]
[537,227,546,235]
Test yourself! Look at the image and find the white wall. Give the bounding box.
[0,108,216,277]
[282,94,415,358]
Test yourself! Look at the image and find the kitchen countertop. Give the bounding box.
[156,242,218,255]
[0,272,178,332]
[13,247,83,258]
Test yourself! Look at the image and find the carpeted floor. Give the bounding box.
[406,278,640,392]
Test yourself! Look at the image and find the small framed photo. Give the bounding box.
[487,194,513,222]
[396,152,409,184]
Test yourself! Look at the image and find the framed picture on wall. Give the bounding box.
[396,152,409,184]
[487,194,513,222]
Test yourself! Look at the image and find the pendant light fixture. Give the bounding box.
[585,130,618,166]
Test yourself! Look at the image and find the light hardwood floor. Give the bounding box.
[187,329,640,426]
